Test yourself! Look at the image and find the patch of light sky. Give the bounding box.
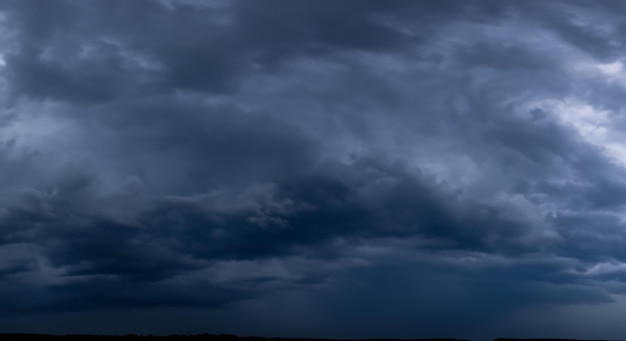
[519,54,626,172]
[535,94,626,170]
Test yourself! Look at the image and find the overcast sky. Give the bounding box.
[4,0,626,338]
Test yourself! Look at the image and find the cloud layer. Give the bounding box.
[2,0,626,338]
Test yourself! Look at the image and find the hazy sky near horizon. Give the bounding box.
[4,0,626,338]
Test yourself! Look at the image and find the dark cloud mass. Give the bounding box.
[3,0,626,338]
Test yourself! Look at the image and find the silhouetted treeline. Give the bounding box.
[1,336,622,341]
[495,339,620,341]
[493,338,620,341]
[0,335,471,341]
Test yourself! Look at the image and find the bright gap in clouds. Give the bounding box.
[598,60,623,75]
[535,62,626,169]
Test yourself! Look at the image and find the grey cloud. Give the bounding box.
[0,0,416,102]
[3,0,626,338]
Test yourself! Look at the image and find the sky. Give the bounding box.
[4,0,626,338]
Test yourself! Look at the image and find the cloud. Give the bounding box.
[2,0,626,338]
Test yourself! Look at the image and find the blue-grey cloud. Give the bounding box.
[2,0,626,338]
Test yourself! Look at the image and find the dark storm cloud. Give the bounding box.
[4,0,626,338]
[0,0,416,101]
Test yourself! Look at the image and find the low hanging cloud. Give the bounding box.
[2,0,626,338]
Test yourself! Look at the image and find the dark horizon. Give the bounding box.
[0,335,622,341]
[2,0,626,339]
